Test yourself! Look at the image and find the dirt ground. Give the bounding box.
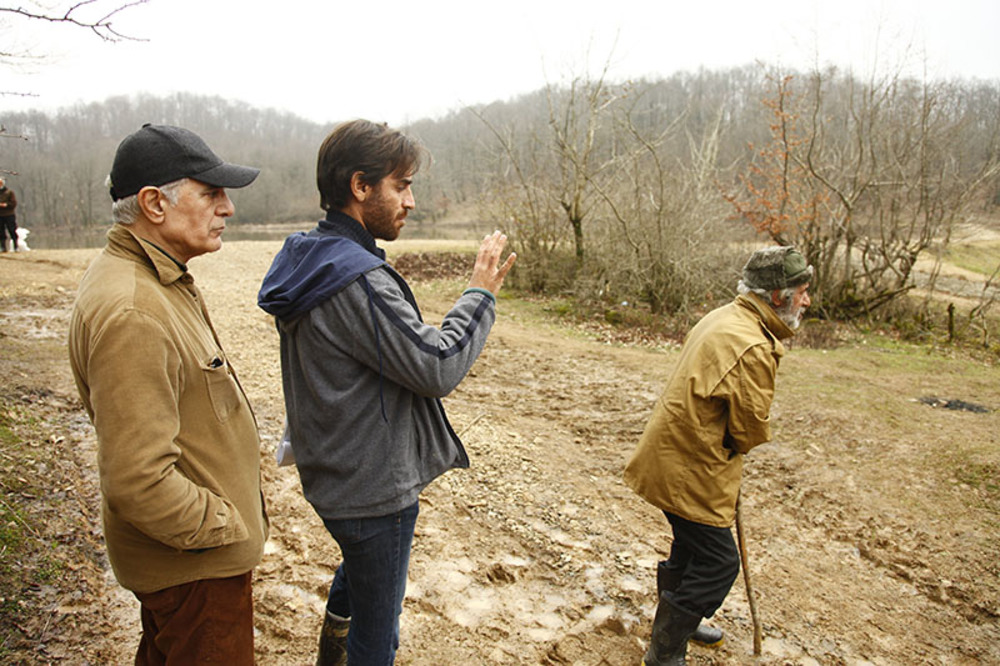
[0,240,998,665]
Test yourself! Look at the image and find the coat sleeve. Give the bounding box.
[84,309,249,551]
[319,268,496,398]
[721,345,777,454]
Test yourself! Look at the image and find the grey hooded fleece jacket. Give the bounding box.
[258,213,496,520]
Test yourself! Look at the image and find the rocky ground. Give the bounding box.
[0,240,998,665]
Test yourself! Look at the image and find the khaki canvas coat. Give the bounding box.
[68,225,267,593]
[624,294,794,527]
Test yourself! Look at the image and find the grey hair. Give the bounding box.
[109,177,187,226]
[737,280,796,304]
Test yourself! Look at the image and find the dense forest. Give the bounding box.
[2,64,998,320]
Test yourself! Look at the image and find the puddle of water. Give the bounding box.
[619,575,645,593]
[526,627,558,642]
[760,636,823,665]
[502,554,531,567]
[272,582,324,611]
[585,605,615,624]
[443,569,472,590]
[534,610,564,630]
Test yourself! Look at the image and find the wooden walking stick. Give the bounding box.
[735,494,762,656]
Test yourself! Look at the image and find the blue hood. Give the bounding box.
[257,232,385,321]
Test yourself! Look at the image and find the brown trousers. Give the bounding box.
[133,572,254,665]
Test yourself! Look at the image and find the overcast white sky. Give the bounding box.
[2,0,998,126]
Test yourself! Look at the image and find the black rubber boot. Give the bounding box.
[316,610,350,666]
[657,560,724,647]
[642,594,702,666]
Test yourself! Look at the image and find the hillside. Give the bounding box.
[0,242,998,664]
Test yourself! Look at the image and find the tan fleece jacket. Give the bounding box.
[69,224,267,593]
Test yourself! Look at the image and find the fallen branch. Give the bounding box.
[0,493,41,539]
[457,412,488,438]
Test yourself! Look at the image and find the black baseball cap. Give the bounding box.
[109,123,260,201]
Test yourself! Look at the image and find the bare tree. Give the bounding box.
[545,65,622,268]
[1,1,149,157]
[472,57,626,291]
[967,261,1000,347]
[588,83,750,315]
[727,68,1000,320]
[2,93,324,231]
[472,101,567,291]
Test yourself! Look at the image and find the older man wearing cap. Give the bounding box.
[625,245,812,666]
[68,124,268,665]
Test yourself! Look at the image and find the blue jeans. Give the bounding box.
[322,501,419,665]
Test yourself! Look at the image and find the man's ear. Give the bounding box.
[349,172,371,203]
[770,290,784,307]
[136,186,167,224]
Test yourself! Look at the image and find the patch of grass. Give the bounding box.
[0,512,25,557]
[0,401,51,657]
[545,298,577,319]
[851,335,999,388]
[955,461,1000,514]
[0,599,21,662]
[532,295,691,342]
[384,239,480,256]
[35,552,65,583]
[945,241,1000,276]
[0,413,18,448]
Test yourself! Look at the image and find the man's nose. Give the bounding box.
[218,192,235,217]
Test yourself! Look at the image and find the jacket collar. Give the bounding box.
[737,292,796,342]
[318,210,386,260]
[104,224,190,286]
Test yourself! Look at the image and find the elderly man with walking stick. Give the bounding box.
[625,245,812,665]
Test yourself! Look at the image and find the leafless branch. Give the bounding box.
[0,124,30,141]
[0,1,150,42]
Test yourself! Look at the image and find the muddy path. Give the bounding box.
[1,244,998,664]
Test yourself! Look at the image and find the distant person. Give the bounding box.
[258,119,516,665]
[0,177,18,252]
[68,124,268,665]
[624,246,812,666]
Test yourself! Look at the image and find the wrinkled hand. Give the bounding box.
[468,230,517,296]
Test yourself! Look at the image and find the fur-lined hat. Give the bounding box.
[742,246,813,291]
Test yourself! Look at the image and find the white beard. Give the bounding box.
[776,301,804,329]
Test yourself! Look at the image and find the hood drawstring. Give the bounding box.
[361,274,389,424]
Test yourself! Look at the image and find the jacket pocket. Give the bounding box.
[202,354,241,422]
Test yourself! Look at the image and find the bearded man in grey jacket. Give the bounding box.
[258,119,515,665]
